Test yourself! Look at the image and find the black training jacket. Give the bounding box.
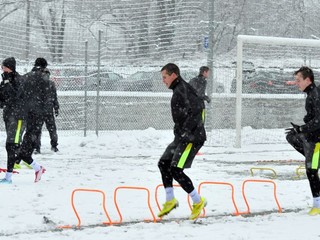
[0,72,26,121]
[301,83,320,142]
[189,75,207,99]
[23,67,51,115]
[169,76,206,143]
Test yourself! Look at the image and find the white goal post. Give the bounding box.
[235,35,320,147]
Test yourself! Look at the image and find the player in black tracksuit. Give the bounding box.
[189,66,211,103]
[157,63,207,220]
[33,59,59,153]
[286,66,320,215]
[0,57,26,183]
[15,58,50,183]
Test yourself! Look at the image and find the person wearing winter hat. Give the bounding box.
[0,57,27,184]
[13,58,49,183]
[2,57,16,72]
[34,57,48,69]
[31,57,59,154]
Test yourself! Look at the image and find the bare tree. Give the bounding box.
[34,0,66,63]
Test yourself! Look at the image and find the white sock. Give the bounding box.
[30,161,41,172]
[313,197,320,208]
[189,189,201,204]
[165,187,174,201]
[5,172,12,181]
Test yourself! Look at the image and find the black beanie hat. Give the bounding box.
[2,57,16,72]
[34,57,48,68]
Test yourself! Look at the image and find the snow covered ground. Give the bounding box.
[0,128,319,240]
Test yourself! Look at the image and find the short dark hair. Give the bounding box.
[294,66,314,82]
[199,66,209,75]
[161,63,180,76]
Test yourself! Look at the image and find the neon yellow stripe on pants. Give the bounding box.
[14,120,23,144]
[312,143,320,170]
[177,143,193,168]
[202,109,205,122]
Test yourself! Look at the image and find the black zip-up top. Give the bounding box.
[23,66,51,115]
[301,83,320,141]
[169,76,206,143]
[0,71,25,121]
[189,75,207,100]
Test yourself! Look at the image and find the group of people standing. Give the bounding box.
[0,57,59,184]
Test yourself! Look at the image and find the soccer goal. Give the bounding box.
[234,35,320,147]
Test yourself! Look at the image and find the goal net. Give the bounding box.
[233,35,320,147]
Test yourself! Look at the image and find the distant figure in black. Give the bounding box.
[189,66,211,103]
[32,58,59,154]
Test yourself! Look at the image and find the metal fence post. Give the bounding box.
[206,0,214,132]
[84,40,88,137]
[95,30,102,136]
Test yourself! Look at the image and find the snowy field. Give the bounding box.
[0,128,319,240]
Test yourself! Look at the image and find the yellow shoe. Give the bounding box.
[308,207,320,216]
[190,197,207,220]
[158,198,179,217]
[14,163,21,169]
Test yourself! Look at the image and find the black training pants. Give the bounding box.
[18,112,44,165]
[287,130,320,197]
[4,115,25,172]
[35,112,58,149]
[158,140,204,194]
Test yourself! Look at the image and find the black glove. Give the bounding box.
[285,127,294,135]
[290,122,301,133]
[54,109,59,117]
[204,95,211,103]
[1,72,11,84]
[1,72,15,82]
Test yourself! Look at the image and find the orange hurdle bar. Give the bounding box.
[58,188,113,229]
[197,181,240,217]
[240,179,282,214]
[113,186,157,224]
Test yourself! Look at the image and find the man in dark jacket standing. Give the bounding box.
[189,66,211,103]
[0,57,26,183]
[14,58,50,183]
[33,58,59,153]
[157,63,207,220]
[286,66,320,215]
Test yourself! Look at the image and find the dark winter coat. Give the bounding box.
[0,71,26,121]
[189,75,210,103]
[169,76,206,144]
[44,80,59,115]
[23,66,51,115]
[300,83,320,142]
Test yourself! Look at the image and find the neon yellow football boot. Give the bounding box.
[190,197,207,220]
[158,198,179,217]
[308,207,320,216]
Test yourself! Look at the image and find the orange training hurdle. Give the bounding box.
[197,181,240,216]
[240,179,282,214]
[113,186,157,223]
[58,188,113,228]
